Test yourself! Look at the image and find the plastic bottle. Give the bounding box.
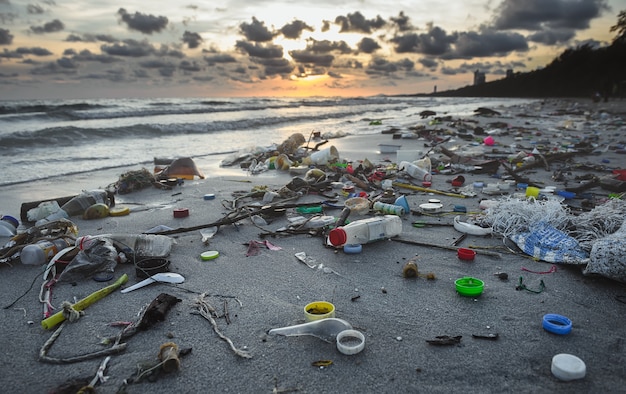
[328,215,402,247]
[399,161,432,182]
[373,201,404,216]
[20,238,71,265]
[61,190,113,217]
[75,234,173,258]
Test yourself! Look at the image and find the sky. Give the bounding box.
[0,0,625,99]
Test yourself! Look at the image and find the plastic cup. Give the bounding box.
[304,301,336,322]
[309,146,339,165]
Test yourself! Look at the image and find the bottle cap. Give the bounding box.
[200,250,219,261]
[328,228,347,246]
[336,329,365,355]
[551,353,586,381]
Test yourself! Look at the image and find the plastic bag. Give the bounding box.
[509,221,589,264]
[57,239,118,282]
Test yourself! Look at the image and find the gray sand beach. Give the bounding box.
[1,98,625,394]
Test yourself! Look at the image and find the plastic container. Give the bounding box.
[328,215,402,247]
[0,215,18,236]
[20,238,71,265]
[372,201,404,216]
[304,301,336,321]
[61,190,112,217]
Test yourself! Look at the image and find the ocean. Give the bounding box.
[0,96,535,187]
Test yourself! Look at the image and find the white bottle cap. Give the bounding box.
[551,353,586,381]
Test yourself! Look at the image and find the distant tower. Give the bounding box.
[433,85,437,93]
[473,70,485,85]
[506,69,513,78]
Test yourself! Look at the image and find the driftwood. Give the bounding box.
[149,201,327,236]
[392,237,502,258]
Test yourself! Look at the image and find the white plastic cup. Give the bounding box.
[309,146,339,165]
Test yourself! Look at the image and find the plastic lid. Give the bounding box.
[336,329,365,355]
[328,228,347,246]
[200,250,219,261]
[551,353,586,381]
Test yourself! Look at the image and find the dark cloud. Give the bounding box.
[492,0,609,31]
[56,57,77,69]
[335,11,386,33]
[117,8,168,34]
[0,28,13,45]
[204,54,237,64]
[280,19,314,39]
[16,47,53,56]
[67,49,120,63]
[30,19,64,34]
[30,61,76,75]
[357,37,381,53]
[179,60,202,72]
[255,57,293,75]
[289,49,334,67]
[392,25,456,55]
[390,11,412,32]
[305,39,352,54]
[0,49,23,59]
[27,4,45,14]
[182,31,203,49]
[366,57,414,75]
[418,57,439,69]
[65,33,117,43]
[321,20,331,32]
[235,40,283,58]
[101,39,156,57]
[239,17,274,42]
[527,29,576,44]
[454,29,528,57]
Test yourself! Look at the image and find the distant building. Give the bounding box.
[506,69,514,78]
[474,70,485,85]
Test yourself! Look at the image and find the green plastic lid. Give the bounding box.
[200,250,219,261]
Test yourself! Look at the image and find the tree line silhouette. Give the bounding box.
[429,11,626,99]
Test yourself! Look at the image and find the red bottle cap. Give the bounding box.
[173,208,189,218]
[328,228,347,246]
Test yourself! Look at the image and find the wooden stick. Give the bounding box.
[393,182,467,198]
[392,237,501,258]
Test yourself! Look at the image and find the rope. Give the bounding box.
[61,301,84,322]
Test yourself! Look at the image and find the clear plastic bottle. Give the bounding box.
[75,234,173,258]
[20,238,71,265]
[328,215,402,247]
[60,190,113,217]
